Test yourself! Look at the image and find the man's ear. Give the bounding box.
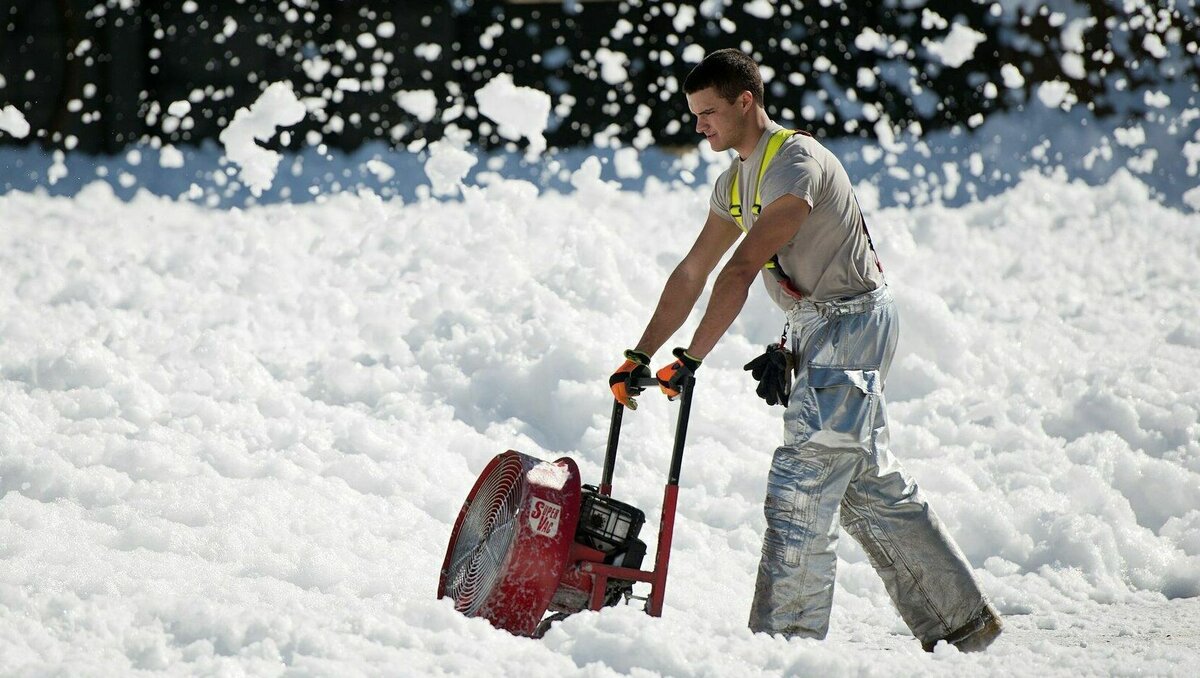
[740,91,754,112]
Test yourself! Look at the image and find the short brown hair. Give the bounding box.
[683,48,764,106]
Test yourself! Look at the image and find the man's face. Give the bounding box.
[686,87,750,153]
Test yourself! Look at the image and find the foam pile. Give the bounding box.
[0,165,1197,674]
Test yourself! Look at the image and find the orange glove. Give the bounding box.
[655,347,702,400]
[609,349,652,409]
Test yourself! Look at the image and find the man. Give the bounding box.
[609,49,1002,652]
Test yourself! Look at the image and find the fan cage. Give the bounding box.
[443,455,526,616]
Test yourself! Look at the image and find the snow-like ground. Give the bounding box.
[1,162,1198,675]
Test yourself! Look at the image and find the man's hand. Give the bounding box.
[656,347,702,399]
[610,349,652,409]
[744,344,795,406]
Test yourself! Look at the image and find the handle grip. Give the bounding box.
[629,375,660,390]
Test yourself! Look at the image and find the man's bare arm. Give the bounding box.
[633,209,741,357]
[685,194,811,359]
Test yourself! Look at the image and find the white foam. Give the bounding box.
[671,6,696,33]
[1001,63,1025,89]
[855,28,886,52]
[1,167,1197,675]
[474,73,551,157]
[1145,91,1171,108]
[613,147,643,179]
[0,104,31,138]
[217,82,306,196]
[926,23,987,68]
[414,43,441,61]
[593,48,629,86]
[1037,80,1073,109]
[1142,33,1168,59]
[393,90,438,123]
[47,150,67,185]
[1114,126,1146,148]
[159,145,184,169]
[423,128,477,197]
[365,158,395,183]
[682,44,706,63]
[743,0,774,19]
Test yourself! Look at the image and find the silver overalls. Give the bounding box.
[748,286,992,645]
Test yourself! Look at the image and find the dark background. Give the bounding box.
[1,0,1196,154]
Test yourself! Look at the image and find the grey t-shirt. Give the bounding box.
[709,123,884,308]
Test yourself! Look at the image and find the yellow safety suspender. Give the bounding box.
[730,128,801,289]
[730,127,798,234]
[727,128,883,303]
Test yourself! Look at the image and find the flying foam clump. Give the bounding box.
[0,105,31,138]
[218,82,306,197]
[475,73,552,158]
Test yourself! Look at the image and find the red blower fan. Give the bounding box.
[438,375,694,636]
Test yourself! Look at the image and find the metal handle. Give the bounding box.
[667,375,695,486]
[602,375,695,493]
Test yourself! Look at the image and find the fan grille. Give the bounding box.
[443,454,525,616]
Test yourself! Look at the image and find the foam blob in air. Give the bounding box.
[217,81,306,196]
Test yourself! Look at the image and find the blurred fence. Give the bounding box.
[1,0,1195,154]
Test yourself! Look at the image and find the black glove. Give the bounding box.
[743,344,794,406]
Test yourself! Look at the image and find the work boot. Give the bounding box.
[922,604,1003,653]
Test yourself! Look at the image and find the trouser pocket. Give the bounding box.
[790,366,881,451]
[763,452,827,567]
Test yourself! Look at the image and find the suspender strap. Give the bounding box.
[854,193,884,274]
[730,128,798,229]
[729,129,884,297]
[730,129,805,300]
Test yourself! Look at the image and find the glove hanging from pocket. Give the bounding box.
[744,342,795,407]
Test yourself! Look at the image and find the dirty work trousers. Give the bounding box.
[748,286,990,645]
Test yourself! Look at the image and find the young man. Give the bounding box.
[609,49,1002,651]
